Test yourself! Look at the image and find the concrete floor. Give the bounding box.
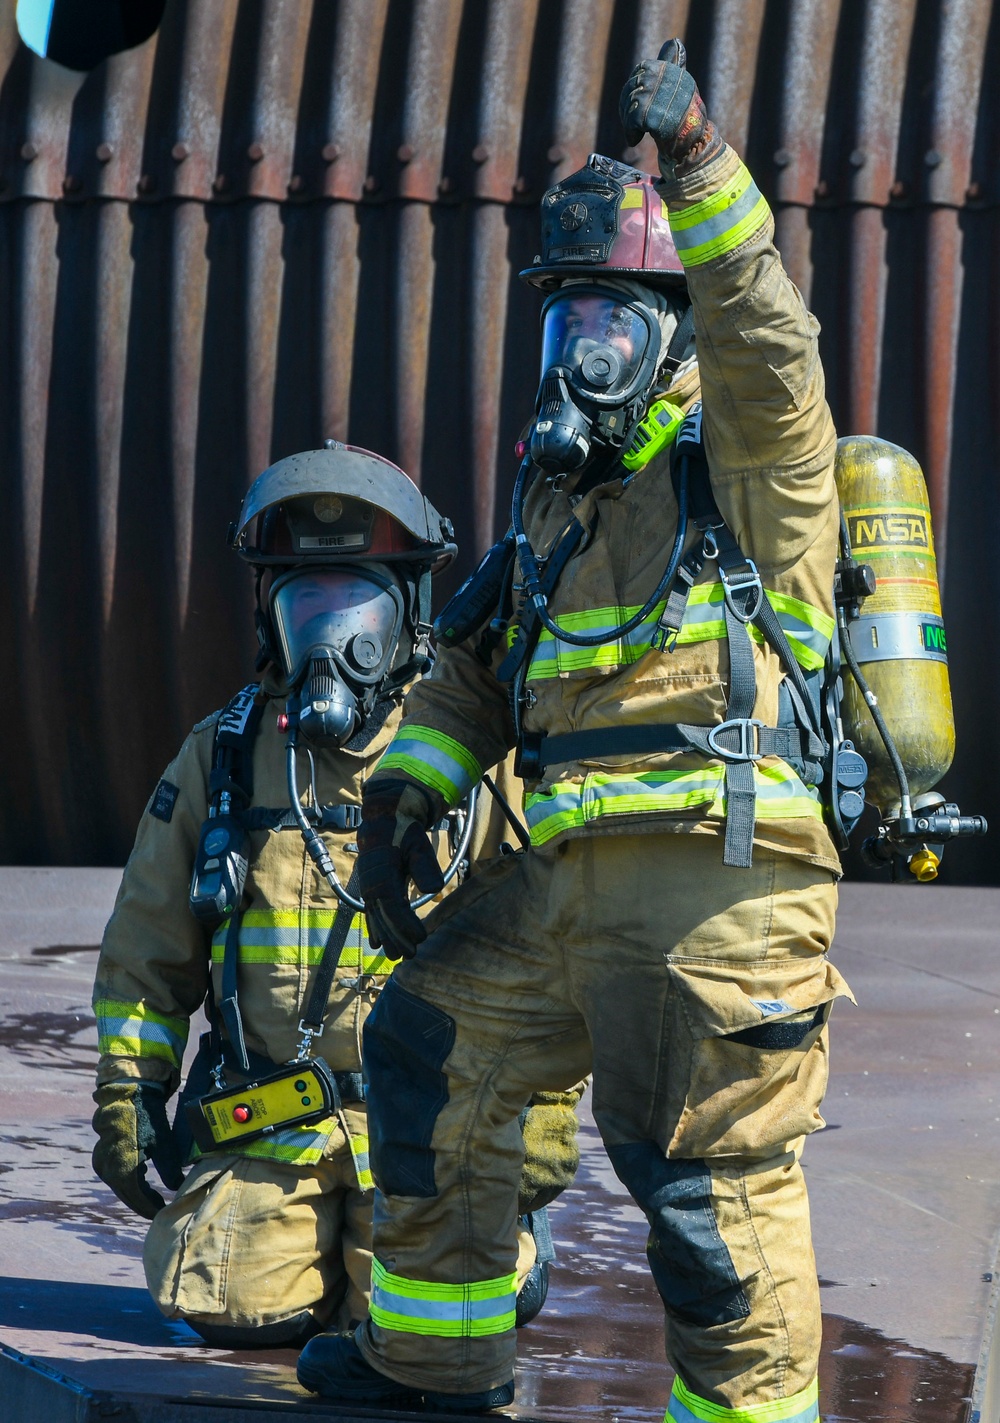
[0,868,996,1422]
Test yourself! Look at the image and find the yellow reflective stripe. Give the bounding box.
[379,725,482,805]
[94,998,188,1066]
[225,1116,336,1165]
[666,1374,818,1423]
[349,1131,374,1190]
[668,163,756,233]
[370,1260,516,1338]
[210,910,390,974]
[669,161,771,267]
[209,910,366,967]
[526,584,832,679]
[525,763,822,846]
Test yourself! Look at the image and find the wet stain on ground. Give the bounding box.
[0,1008,96,1072]
[820,1314,974,1422]
[30,945,101,958]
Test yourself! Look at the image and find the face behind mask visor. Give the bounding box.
[268,567,405,691]
[539,289,660,406]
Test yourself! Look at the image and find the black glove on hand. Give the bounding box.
[619,38,722,171]
[92,1081,185,1220]
[358,779,446,961]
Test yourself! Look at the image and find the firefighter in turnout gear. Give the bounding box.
[297,42,851,1420]
[91,444,582,1348]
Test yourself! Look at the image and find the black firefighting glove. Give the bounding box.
[619,38,723,173]
[358,779,446,961]
[92,1081,184,1220]
[518,1086,586,1216]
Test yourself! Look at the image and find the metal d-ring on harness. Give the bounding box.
[510,406,829,868]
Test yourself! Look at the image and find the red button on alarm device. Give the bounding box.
[233,1104,252,1123]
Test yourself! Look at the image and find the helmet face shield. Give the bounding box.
[539,289,660,407]
[268,567,405,690]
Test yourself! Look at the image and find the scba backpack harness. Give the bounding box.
[463,408,868,868]
[182,685,366,1154]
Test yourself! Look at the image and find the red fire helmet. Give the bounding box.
[520,153,685,293]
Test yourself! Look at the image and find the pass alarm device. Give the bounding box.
[185,1057,340,1152]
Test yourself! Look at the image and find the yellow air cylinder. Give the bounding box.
[835,435,955,809]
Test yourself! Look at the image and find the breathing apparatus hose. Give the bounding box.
[510,449,690,649]
[285,726,478,912]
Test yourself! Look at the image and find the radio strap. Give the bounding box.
[217,867,362,1074]
[300,867,363,1040]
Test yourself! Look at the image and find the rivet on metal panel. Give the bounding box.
[137,174,156,195]
[363,175,380,193]
[774,149,792,167]
[890,180,907,200]
[96,144,113,163]
[849,149,867,169]
[322,144,340,163]
[171,143,189,162]
[212,174,228,194]
[20,143,37,162]
[547,146,564,164]
[247,143,264,163]
[925,150,942,168]
[62,174,82,194]
[397,144,414,164]
[288,175,306,193]
[472,145,489,164]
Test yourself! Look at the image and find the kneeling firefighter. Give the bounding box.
[297,42,856,1419]
[91,443,584,1347]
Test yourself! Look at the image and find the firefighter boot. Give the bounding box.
[296,1330,515,1412]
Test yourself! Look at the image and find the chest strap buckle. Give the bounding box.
[706,718,765,763]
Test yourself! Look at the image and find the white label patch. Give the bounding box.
[217,684,258,738]
[751,999,793,1017]
[298,533,367,549]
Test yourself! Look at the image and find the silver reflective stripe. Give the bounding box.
[670,177,765,255]
[848,612,947,665]
[372,1282,513,1323]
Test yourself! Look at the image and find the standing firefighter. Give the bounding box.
[91,444,581,1347]
[298,44,851,1421]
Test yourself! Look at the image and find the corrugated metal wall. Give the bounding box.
[1,0,997,880]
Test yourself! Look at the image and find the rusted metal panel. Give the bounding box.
[701,0,767,160]
[773,0,843,210]
[0,0,997,875]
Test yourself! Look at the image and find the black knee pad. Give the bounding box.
[363,978,456,1197]
[606,1141,750,1328]
[189,1310,322,1349]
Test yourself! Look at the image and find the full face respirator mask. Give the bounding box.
[530,286,663,474]
[267,566,406,746]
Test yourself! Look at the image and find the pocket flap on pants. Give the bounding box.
[666,955,854,1040]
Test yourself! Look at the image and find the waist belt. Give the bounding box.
[519,721,825,782]
[242,803,363,832]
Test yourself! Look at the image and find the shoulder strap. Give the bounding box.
[300,868,363,1035]
[211,684,266,807]
[496,515,592,685]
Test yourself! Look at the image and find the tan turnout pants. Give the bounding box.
[144,1106,539,1337]
[144,1108,373,1333]
[358,833,847,1408]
